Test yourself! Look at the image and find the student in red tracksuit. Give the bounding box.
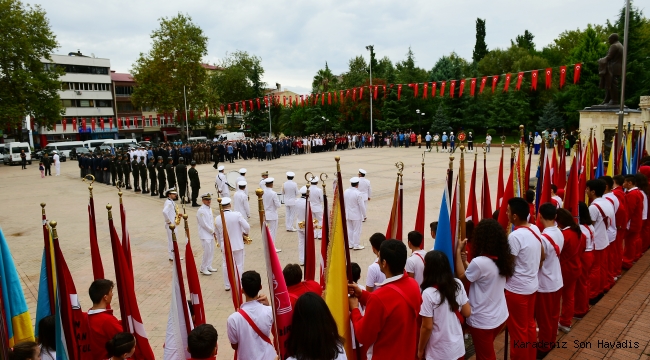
[105,332,136,360]
[87,279,123,360]
[536,203,565,358]
[455,219,514,360]
[348,240,422,360]
[622,175,644,269]
[283,264,322,308]
[586,179,614,304]
[504,198,544,360]
[600,176,619,292]
[634,173,650,254]
[525,189,536,224]
[187,324,219,360]
[612,175,628,278]
[556,208,583,333]
[575,202,594,318]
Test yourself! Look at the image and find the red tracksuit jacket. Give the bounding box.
[88,309,123,360]
[625,189,644,233]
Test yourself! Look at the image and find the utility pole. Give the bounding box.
[366,45,374,137]
[616,0,631,152]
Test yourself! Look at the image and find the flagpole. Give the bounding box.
[519,125,526,197]
[169,224,193,335]
[458,145,466,242]
[41,203,55,314]
[448,155,454,196]
[217,198,243,311]
[83,174,104,280]
[319,173,330,289]
[397,162,404,241]
[334,157,354,282]
[255,189,281,356]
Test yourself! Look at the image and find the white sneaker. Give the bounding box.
[275,248,282,253]
[225,287,231,291]
[208,268,218,272]
[558,323,571,333]
[201,270,212,276]
[353,245,365,250]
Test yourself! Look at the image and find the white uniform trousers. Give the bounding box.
[285,205,297,230]
[267,219,278,250]
[165,226,178,260]
[313,211,323,238]
[346,219,362,247]
[221,248,244,290]
[298,229,305,264]
[200,237,215,272]
[55,162,61,176]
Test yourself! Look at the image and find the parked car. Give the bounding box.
[70,147,90,160]
[34,149,67,162]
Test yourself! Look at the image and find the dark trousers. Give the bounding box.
[150,178,157,195]
[45,166,51,175]
[133,174,139,191]
[178,182,187,198]
[266,152,272,161]
[21,159,26,169]
[124,173,131,188]
[104,171,110,185]
[140,174,148,192]
[426,141,431,150]
[468,142,473,151]
[159,179,166,197]
[191,186,199,204]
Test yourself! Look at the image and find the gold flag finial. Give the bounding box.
[83,174,95,198]
[41,202,46,216]
[319,173,328,195]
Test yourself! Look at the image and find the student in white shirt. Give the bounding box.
[536,203,565,357]
[405,231,426,286]
[550,184,563,208]
[504,197,545,360]
[227,271,277,360]
[365,233,386,292]
[429,221,438,250]
[575,202,595,319]
[455,218,513,360]
[417,250,471,360]
[286,292,347,360]
[586,179,614,303]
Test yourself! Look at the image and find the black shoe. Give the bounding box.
[126,186,132,190]
[151,193,157,196]
[159,195,165,198]
[143,191,150,194]
[192,203,200,207]
[589,293,604,305]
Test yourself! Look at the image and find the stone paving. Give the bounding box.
[1,144,523,358]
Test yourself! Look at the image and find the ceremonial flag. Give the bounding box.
[304,190,316,281]
[551,147,559,186]
[497,163,516,231]
[319,186,331,289]
[434,184,454,271]
[574,63,582,84]
[516,72,524,90]
[466,155,479,223]
[423,83,428,98]
[385,174,403,240]
[450,80,456,98]
[536,156,552,231]
[62,119,66,131]
[531,70,539,90]
[324,165,355,359]
[545,68,552,89]
[525,147,533,191]
[397,84,402,100]
[108,209,155,360]
[491,75,498,93]
[631,134,639,175]
[415,162,426,249]
[35,207,56,337]
[431,82,437,97]
[51,224,91,360]
[440,81,446,97]
[184,228,206,327]
[88,194,104,279]
[497,147,505,207]
[459,79,465,97]
[163,230,193,360]
[449,178,460,251]
[470,78,476,96]
[560,66,567,88]
[119,200,133,271]
[261,223,293,357]
[606,137,616,176]
[564,153,580,217]
[503,73,511,92]
[595,153,604,179]
[0,228,34,348]
[479,76,487,94]
[218,205,243,310]
[481,154,493,220]
[580,138,592,202]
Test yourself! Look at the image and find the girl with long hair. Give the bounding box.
[38,315,56,360]
[417,250,470,360]
[105,333,136,360]
[8,341,39,360]
[555,208,584,333]
[455,218,514,360]
[286,292,346,360]
[574,202,594,318]
[635,173,650,253]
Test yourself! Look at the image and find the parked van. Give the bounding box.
[0,144,5,163]
[83,140,107,151]
[217,132,245,142]
[101,139,138,149]
[188,136,207,142]
[43,141,83,158]
[3,142,32,165]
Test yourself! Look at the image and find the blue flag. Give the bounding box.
[434,186,454,271]
[595,153,604,179]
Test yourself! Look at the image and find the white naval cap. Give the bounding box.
[286,171,295,177]
[300,186,307,194]
[311,178,319,184]
[200,193,212,200]
[358,169,367,175]
[350,177,360,184]
[165,187,177,195]
[237,181,247,187]
[265,177,275,183]
[239,168,247,174]
[220,197,232,205]
[218,165,225,171]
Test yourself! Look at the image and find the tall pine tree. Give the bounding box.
[472,18,488,63]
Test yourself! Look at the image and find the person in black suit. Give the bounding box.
[157,156,167,198]
[188,161,200,207]
[148,157,157,196]
[139,156,148,193]
[166,158,176,190]
[122,156,132,189]
[175,157,188,201]
[43,153,52,176]
[131,157,140,192]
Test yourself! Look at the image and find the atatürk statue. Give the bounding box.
[598,33,624,106]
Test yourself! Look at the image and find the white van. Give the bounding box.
[83,140,107,151]
[188,136,207,142]
[3,142,32,165]
[218,132,245,142]
[102,139,138,149]
[43,141,84,158]
[0,144,5,163]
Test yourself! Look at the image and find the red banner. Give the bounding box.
[91,118,96,131]
[503,73,511,92]
[72,118,77,131]
[440,81,446,97]
[62,119,67,131]
[516,72,524,90]
[109,117,113,129]
[374,86,379,100]
[431,82,437,97]
[423,83,428,98]
[352,88,357,101]
[397,84,402,100]
[359,87,364,100]
[100,118,104,130]
[458,79,465,97]
[491,75,498,93]
[531,70,539,90]
[449,80,456,98]
[228,104,232,113]
[470,78,476,96]
[574,63,581,84]
[545,68,552,89]
[479,77,487,94]
[559,65,567,88]
[81,118,87,130]
[235,102,239,113]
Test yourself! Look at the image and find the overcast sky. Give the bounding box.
[38,0,629,94]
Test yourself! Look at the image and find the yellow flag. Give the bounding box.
[626,130,633,165]
[606,137,615,176]
[323,186,355,359]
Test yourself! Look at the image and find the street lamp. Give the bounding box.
[366,45,374,137]
[322,116,330,135]
[172,68,190,141]
[416,109,425,135]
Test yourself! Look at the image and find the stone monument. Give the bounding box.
[598,33,624,107]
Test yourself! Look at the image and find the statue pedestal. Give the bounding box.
[578,105,643,148]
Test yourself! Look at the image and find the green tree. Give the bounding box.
[428,52,468,82]
[429,104,450,134]
[395,47,428,83]
[378,87,407,131]
[374,56,397,83]
[311,62,339,93]
[131,13,208,132]
[342,56,368,88]
[513,30,536,52]
[0,0,63,131]
[537,101,565,131]
[472,18,489,63]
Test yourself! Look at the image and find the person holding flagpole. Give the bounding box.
[163,188,181,261]
[263,178,282,252]
[215,197,250,291]
[309,177,324,239]
[196,193,218,276]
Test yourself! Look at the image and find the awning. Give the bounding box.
[162,128,180,136]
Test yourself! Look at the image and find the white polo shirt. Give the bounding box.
[227,300,276,360]
[405,250,426,286]
[603,192,619,243]
[505,225,542,295]
[365,259,386,289]
[538,226,564,293]
[589,197,614,251]
[465,256,509,329]
[580,224,595,252]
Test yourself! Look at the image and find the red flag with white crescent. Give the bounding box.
[415,164,426,249]
[574,63,582,84]
[423,83,428,98]
[440,81,446,97]
[62,119,67,131]
[385,176,403,240]
[397,85,402,100]
[458,79,465,97]
[503,73,511,92]
[431,82,437,97]
[450,80,456,98]
[497,147,505,207]
[481,155,493,220]
[359,87,364,100]
[516,72,524,90]
[491,75,498,93]
[466,156,479,223]
[531,70,539,90]
[560,65,567,88]
[470,78,476,96]
[545,68,552,89]
[479,77,487,94]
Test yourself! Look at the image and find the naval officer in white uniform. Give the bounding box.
[283,172,299,232]
[344,177,366,250]
[214,197,250,290]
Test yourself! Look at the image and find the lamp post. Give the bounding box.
[366,45,374,137]
[172,68,190,141]
[416,109,425,135]
[322,116,330,135]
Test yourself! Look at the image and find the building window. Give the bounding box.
[62,65,109,75]
[96,100,112,107]
[115,86,134,96]
[117,102,134,112]
[78,100,94,107]
[62,99,74,107]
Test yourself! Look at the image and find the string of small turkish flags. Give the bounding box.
[219,63,581,116]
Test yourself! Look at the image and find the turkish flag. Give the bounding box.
[130,116,134,128]
[345,89,350,100]
[413,83,419,98]
[516,72,524,90]
[423,83,428,98]
[559,65,567,88]
[491,75,499,93]
[109,117,113,129]
[100,118,104,130]
[440,81,446,97]
[431,82,437,97]
[91,118,96,131]
[235,102,239,113]
[256,98,260,110]
[459,79,465,97]
[479,77,487,94]
[352,88,357,101]
[470,78,476,96]
[449,80,456,98]
[531,70,539,90]
[574,63,582,84]
[383,85,388,98]
[249,100,253,111]
[228,103,232,114]
[328,92,331,105]
[397,84,402,100]
[374,86,379,100]
[62,118,67,131]
[242,101,246,113]
[72,118,77,131]
[82,118,87,130]
[359,87,364,100]
[545,68,552,89]
[503,73,511,92]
